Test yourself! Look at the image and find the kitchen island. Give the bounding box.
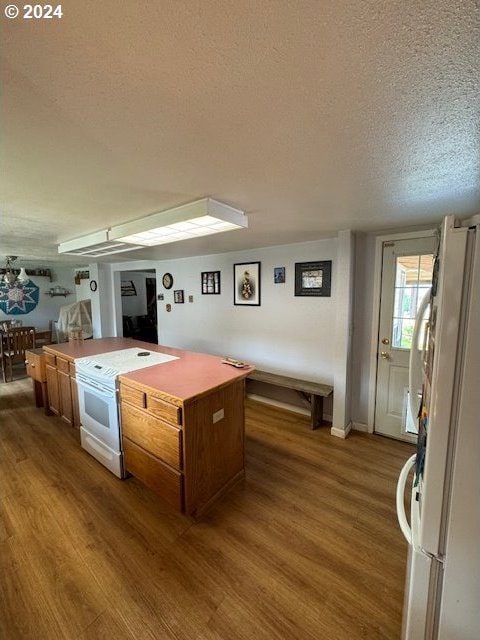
[42,338,253,518]
[43,338,137,426]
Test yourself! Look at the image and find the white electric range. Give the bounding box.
[75,347,179,477]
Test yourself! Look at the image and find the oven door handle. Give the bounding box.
[76,375,115,398]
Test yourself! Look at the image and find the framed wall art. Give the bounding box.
[274,267,285,283]
[174,289,184,303]
[0,280,39,314]
[295,261,332,297]
[234,262,261,306]
[120,280,137,296]
[201,271,221,295]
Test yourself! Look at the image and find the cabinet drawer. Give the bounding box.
[120,385,146,409]
[121,403,182,470]
[123,438,183,511]
[69,362,76,377]
[147,395,182,426]
[57,357,70,374]
[25,350,46,382]
[44,352,56,367]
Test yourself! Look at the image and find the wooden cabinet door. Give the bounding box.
[45,364,60,416]
[58,370,73,426]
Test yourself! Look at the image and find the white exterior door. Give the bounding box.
[374,236,436,441]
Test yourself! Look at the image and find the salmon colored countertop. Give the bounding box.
[44,337,254,403]
[44,337,141,361]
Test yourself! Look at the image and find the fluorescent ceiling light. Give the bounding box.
[58,230,144,257]
[58,198,247,256]
[109,198,247,247]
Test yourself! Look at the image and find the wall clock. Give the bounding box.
[90,280,98,292]
[162,273,173,289]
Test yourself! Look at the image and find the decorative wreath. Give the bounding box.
[0,280,40,315]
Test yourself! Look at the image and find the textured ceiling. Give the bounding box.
[1,0,479,264]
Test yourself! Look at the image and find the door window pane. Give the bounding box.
[392,254,433,349]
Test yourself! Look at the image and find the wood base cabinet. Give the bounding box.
[119,378,246,519]
[44,352,80,427]
[25,348,51,414]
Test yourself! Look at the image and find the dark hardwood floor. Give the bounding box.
[0,378,413,639]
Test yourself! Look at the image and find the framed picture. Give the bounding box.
[201,271,221,295]
[274,267,285,284]
[295,261,332,297]
[234,262,261,306]
[121,280,136,296]
[174,290,184,303]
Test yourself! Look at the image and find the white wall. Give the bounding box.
[350,233,377,427]
[113,238,338,382]
[88,263,115,339]
[332,230,355,438]
[75,275,91,302]
[104,235,356,433]
[0,262,76,330]
[92,224,437,433]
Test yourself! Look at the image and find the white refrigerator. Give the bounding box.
[396,214,480,639]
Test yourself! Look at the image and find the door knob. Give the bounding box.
[380,351,391,360]
[381,337,390,345]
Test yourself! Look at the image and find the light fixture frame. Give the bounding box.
[58,230,144,257]
[109,198,247,247]
[58,198,247,256]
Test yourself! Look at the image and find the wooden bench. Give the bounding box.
[247,369,333,429]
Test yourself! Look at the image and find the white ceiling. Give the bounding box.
[1,0,479,265]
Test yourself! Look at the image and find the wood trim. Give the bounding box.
[248,369,333,397]
[330,421,352,439]
[352,422,369,432]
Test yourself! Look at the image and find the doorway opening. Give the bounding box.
[120,270,158,344]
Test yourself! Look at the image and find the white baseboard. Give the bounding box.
[352,421,368,432]
[330,421,352,439]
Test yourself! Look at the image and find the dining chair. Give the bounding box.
[1,326,36,383]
